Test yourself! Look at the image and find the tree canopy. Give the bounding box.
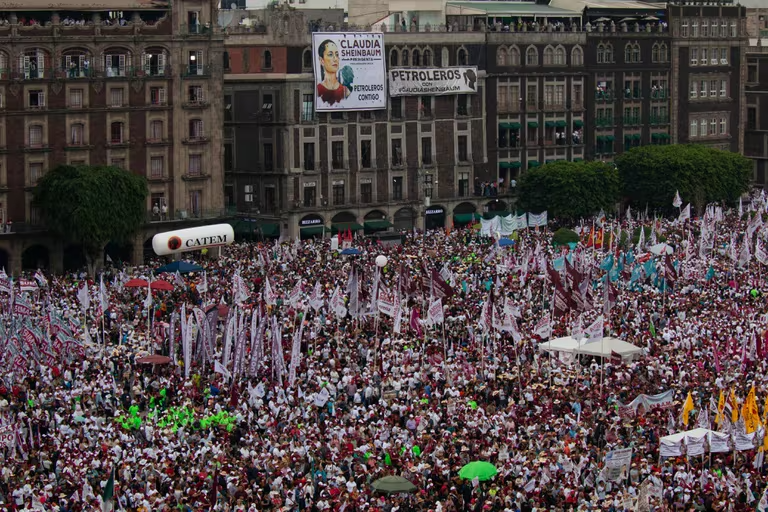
[34,165,148,269]
[517,160,619,221]
[616,144,752,212]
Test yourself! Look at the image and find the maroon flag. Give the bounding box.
[603,280,617,315]
[409,307,423,337]
[664,255,677,286]
[565,258,581,291]
[546,262,562,286]
[424,267,455,298]
[610,350,623,365]
[552,282,571,317]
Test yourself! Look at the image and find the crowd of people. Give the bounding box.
[2,196,768,512]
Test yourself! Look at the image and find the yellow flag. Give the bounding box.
[730,388,739,423]
[746,386,760,434]
[716,390,725,425]
[682,391,694,427]
[762,395,768,427]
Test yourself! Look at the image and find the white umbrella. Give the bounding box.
[650,243,674,256]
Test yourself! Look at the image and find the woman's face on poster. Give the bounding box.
[321,42,340,74]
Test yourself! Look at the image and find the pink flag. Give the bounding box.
[713,340,721,374]
[409,308,423,337]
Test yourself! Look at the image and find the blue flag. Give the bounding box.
[600,254,614,271]
[706,266,716,281]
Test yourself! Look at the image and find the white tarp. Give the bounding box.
[538,336,584,364]
[659,428,734,457]
[573,337,644,361]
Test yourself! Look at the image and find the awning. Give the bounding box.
[332,222,363,233]
[499,122,521,129]
[573,120,584,128]
[651,133,662,139]
[596,135,605,142]
[364,220,392,230]
[544,121,555,128]
[545,159,556,163]
[484,210,510,219]
[660,133,670,139]
[528,160,540,167]
[573,157,583,161]
[499,161,521,169]
[527,121,539,128]
[633,133,642,140]
[555,120,567,128]
[605,135,615,141]
[300,226,325,236]
[454,213,479,223]
[260,223,280,237]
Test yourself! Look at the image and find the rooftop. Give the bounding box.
[445,2,580,16]
[0,0,168,9]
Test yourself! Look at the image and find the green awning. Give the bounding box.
[484,210,510,219]
[527,121,539,128]
[633,133,641,140]
[499,123,512,129]
[660,133,670,139]
[605,135,615,141]
[545,159,556,163]
[596,135,605,142]
[454,213,479,223]
[300,226,326,236]
[573,157,583,162]
[528,160,540,167]
[364,220,392,230]
[651,133,661,139]
[332,222,363,233]
[499,122,521,129]
[499,161,521,169]
[573,120,584,128]
[555,120,567,128]
[545,121,555,128]
[260,223,280,237]
[624,134,632,140]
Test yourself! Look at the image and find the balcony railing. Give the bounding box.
[182,136,209,145]
[595,90,615,102]
[595,117,614,127]
[650,116,670,125]
[623,116,641,126]
[181,24,212,36]
[182,65,209,77]
[623,90,642,100]
[650,89,669,100]
[0,66,173,81]
[146,207,230,223]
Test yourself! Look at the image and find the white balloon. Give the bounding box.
[375,255,388,267]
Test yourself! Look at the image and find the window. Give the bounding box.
[189,190,201,216]
[302,49,312,70]
[497,47,508,66]
[625,44,632,63]
[70,123,84,145]
[188,154,202,176]
[571,46,583,66]
[710,79,718,97]
[263,50,272,69]
[261,94,273,121]
[543,47,554,66]
[572,83,583,106]
[28,89,45,109]
[189,119,204,139]
[110,122,123,143]
[458,135,468,162]
[412,49,420,66]
[392,176,403,200]
[527,84,537,107]
[302,93,314,122]
[719,117,727,135]
[681,20,689,37]
[457,95,468,116]
[424,173,434,198]
[720,20,727,38]
[360,181,372,203]
[303,142,315,170]
[730,21,737,38]
[526,46,538,66]
[701,48,708,64]
[150,156,164,178]
[28,125,43,147]
[510,47,520,66]
[720,48,728,65]
[224,94,232,122]
[144,50,166,76]
[421,137,432,165]
[604,44,613,63]
[110,158,125,169]
[419,96,432,118]
[187,50,203,75]
[710,118,717,135]
[110,88,124,107]
[332,181,345,205]
[69,89,83,108]
[700,80,707,97]
[691,48,698,66]
[401,49,409,67]
[597,44,606,64]
[692,21,699,37]
[150,87,166,106]
[21,50,46,79]
[390,49,398,67]
[303,184,316,207]
[555,84,565,106]
[554,46,565,65]
[748,107,757,130]
[29,163,43,184]
[188,85,204,103]
[700,119,707,135]
[391,139,403,166]
[360,140,372,168]
[632,44,641,63]
[458,48,467,66]
[223,50,230,70]
[332,141,344,169]
[545,84,555,106]
[104,53,127,77]
[423,49,431,66]
[458,172,470,197]
[390,97,402,119]
[690,119,698,137]
[150,120,163,141]
[224,143,233,171]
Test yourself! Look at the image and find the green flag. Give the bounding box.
[649,318,656,338]
[103,467,115,506]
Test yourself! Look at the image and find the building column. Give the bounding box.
[131,234,145,266]
[287,212,299,240]
[445,208,454,230]
[10,242,21,277]
[50,242,64,275]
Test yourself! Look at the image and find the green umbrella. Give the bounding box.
[371,476,418,494]
[459,461,498,481]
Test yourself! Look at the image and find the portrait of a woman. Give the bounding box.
[316,39,352,106]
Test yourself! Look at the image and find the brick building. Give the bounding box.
[0,0,226,273]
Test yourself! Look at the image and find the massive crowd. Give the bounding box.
[1,197,768,512]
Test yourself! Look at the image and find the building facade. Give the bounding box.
[0,0,226,273]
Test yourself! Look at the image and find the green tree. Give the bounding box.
[34,165,148,273]
[616,144,752,213]
[517,160,619,221]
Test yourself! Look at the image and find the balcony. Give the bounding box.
[181,24,213,36]
[623,116,641,126]
[650,116,669,125]
[181,173,210,181]
[22,144,51,153]
[499,101,522,113]
[64,142,93,150]
[147,174,170,183]
[595,117,614,128]
[543,103,566,112]
[595,90,615,102]
[146,207,230,224]
[182,65,209,78]
[651,89,669,100]
[182,136,209,145]
[145,138,171,146]
[106,139,130,149]
[623,90,642,101]
[182,100,210,109]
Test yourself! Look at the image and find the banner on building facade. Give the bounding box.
[388,67,479,97]
[312,32,386,111]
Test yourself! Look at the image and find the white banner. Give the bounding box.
[0,424,16,447]
[312,33,386,111]
[603,448,632,482]
[527,211,548,228]
[388,67,478,97]
[709,432,731,453]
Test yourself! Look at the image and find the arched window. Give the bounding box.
[441,47,449,67]
[401,49,409,66]
[651,43,660,63]
[497,47,508,66]
[21,48,47,79]
[509,46,520,66]
[571,46,583,66]
[605,44,613,63]
[526,46,538,66]
[457,48,467,66]
[554,46,565,65]
[659,44,668,62]
[597,44,605,64]
[543,46,554,65]
[412,49,420,66]
[103,47,130,77]
[632,44,641,63]
[624,44,632,63]
[422,49,431,66]
[62,49,91,78]
[390,48,399,67]
[263,50,272,69]
[302,48,312,69]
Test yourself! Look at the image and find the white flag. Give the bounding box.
[739,197,744,217]
[583,316,603,345]
[673,190,682,208]
[197,272,208,293]
[572,314,584,341]
[678,203,691,223]
[264,277,277,306]
[426,298,444,325]
[77,284,90,311]
[214,360,232,380]
[533,313,551,340]
[309,281,324,311]
[757,238,768,266]
[143,280,153,309]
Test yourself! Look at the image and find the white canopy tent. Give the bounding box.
[659,428,734,458]
[539,336,643,362]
